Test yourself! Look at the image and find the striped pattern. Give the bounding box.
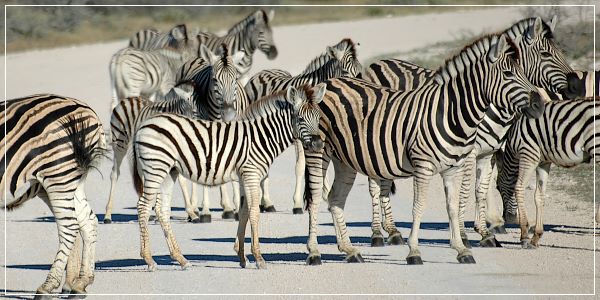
[197,9,277,84]
[132,84,325,270]
[1,94,106,295]
[128,24,192,52]
[243,38,362,212]
[109,47,194,110]
[303,34,545,265]
[361,16,578,242]
[104,84,196,223]
[496,98,599,248]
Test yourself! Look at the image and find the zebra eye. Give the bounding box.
[540,51,552,58]
[502,70,515,78]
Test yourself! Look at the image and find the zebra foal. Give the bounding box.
[1,95,106,297]
[132,84,325,270]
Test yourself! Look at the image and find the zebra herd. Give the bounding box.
[2,9,598,297]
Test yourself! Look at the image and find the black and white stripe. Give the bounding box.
[496,98,599,248]
[1,94,106,296]
[131,84,325,271]
[303,34,545,266]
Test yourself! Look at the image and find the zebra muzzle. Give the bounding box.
[561,72,585,99]
[523,91,545,119]
[266,46,278,60]
[305,136,324,152]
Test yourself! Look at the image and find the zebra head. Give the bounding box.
[486,34,545,119]
[200,44,245,122]
[327,38,363,77]
[287,83,326,152]
[252,9,278,60]
[167,24,197,61]
[512,16,582,99]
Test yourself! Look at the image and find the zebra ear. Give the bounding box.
[171,24,188,41]
[286,86,301,109]
[549,15,557,32]
[327,46,342,60]
[231,50,246,72]
[312,83,326,104]
[199,44,217,64]
[526,17,543,43]
[489,35,508,63]
[173,84,194,101]
[268,9,275,22]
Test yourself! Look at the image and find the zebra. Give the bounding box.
[131,84,325,271]
[175,43,249,222]
[495,98,599,248]
[104,83,196,224]
[243,38,362,214]
[1,94,106,296]
[109,43,196,110]
[197,9,278,85]
[302,33,545,266]
[359,16,581,247]
[128,24,192,52]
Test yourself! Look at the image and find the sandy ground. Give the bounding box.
[1,7,598,298]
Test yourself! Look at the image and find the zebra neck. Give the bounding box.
[439,75,489,140]
[297,60,338,83]
[230,25,257,56]
[249,110,296,157]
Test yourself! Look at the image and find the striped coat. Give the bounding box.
[1,94,106,296]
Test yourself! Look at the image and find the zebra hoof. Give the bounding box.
[181,262,192,270]
[264,205,276,213]
[479,236,501,248]
[292,208,304,214]
[306,255,322,266]
[490,225,508,234]
[346,253,365,263]
[190,217,202,224]
[457,254,476,264]
[462,237,472,249]
[406,256,423,265]
[222,211,236,220]
[371,236,385,247]
[521,239,537,249]
[147,264,157,272]
[103,218,112,224]
[387,234,405,245]
[259,205,266,213]
[33,294,53,300]
[68,289,87,299]
[199,214,211,223]
[234,213,239,221]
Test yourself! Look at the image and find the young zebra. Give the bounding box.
[128,24,192,52]
[359,16,580,246]
[1,95,106,296]
[109,44,195,110]
[303,34,545,266]
[132,84,325,270]
[244,38,362,214]
[496,98,599,248]
[104,84,195,224]
[175,44,248,222]
[197,9,278,85]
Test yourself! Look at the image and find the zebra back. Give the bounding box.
[176,44,248,122]
[129,24,197,56]
[1,94,106,203]
[244,38,362,102]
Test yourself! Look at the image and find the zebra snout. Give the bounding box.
[307,136,324,152]
[266,46,278,60]
[523,91,545,119]
[561,72,585,99]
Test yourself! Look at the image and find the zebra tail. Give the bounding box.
[303,165,312,211]
[109,54,119,112]
[391,182,396,195]
[59,114,107,177]
[132,144,143,197]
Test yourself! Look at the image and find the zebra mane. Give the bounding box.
[504,17,554,40]
[434,34,519,84]
[301,38,357,74]
[227,9,269,35]
[239,84,314,121]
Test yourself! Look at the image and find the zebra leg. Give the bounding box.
[292,140,305,214]
[441,166,475,264]
[36,192,80,295]
[155,172,190,269]
[62,232,81,294]
[260,176,276,213]
[234,183,249,268]
[476,155,506,236]
[458,152,475,249]
[305,150,331,265]
[531,163,550,247]
[379,180,404,245]
[368,178,385,247]
[138,177,160,271]
[198,185,211,223]
[243,174,266,269]
[329,158,363,263]
[406,164,434,265]
[70,185,98,294]
[105,146,126,224]
[220,184,236,219]
[178,176,200,223]
[515,162,536,249]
